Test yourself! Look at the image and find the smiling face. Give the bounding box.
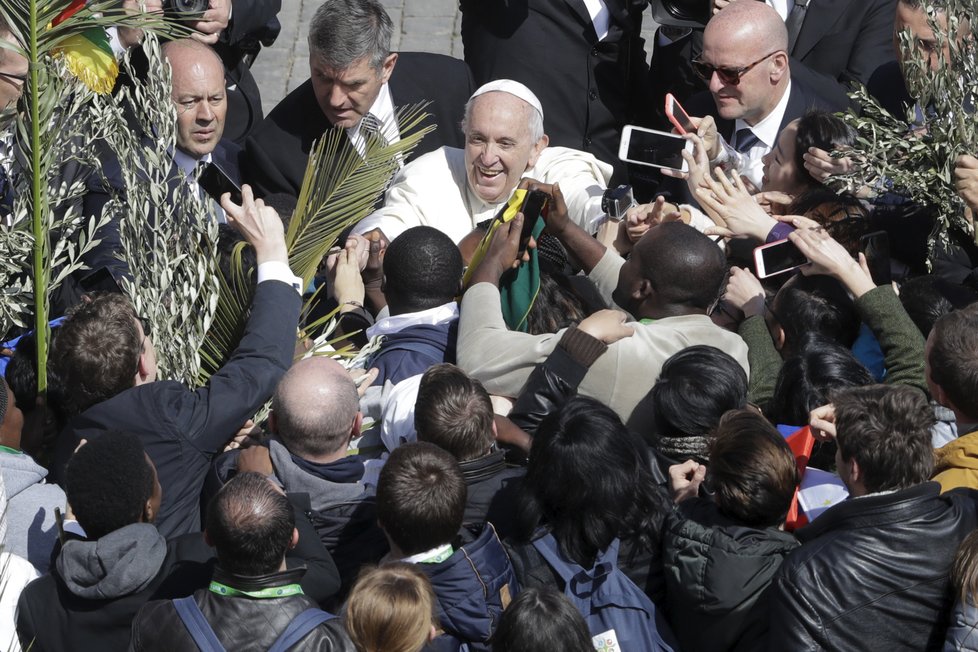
[168,48,227,159]
[0,32,28,117]
[463,92,548,204]
[761,120,801,193]
[310,53,396,130]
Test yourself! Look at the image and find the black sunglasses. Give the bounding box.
[0,70,27,84]
[692,51,780,86]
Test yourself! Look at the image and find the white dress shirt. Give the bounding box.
[346,83,401,158]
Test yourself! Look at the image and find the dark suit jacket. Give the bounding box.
[647,0,896,129]
[215,0,282,144]
[242,52,474,199]
[460,0,652,184]
[78,140,242,287]
[53,280,301,539]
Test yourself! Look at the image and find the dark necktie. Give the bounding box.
[360,113,389,149]
[735,128,760,154]
[785,0,810,53]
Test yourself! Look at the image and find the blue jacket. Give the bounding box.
[368,320,458,387]
[419,524,519,652]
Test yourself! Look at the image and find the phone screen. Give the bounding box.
[197,162,243,205]
[860,231,891,286]
[620,127,688,171]
[756,239,808,278]
[666,94,695,134]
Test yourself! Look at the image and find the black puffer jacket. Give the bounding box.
[129,567,356,651]
[663,499,798,651]
[769,483,978,651]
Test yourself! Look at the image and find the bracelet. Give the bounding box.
[342,300,364,309]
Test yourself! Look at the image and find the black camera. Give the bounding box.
[601,185,636,222]
[162,0,209,19]
[649,0,712,28]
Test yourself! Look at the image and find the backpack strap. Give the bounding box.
[532,534,622,597]
[172,596,227,652]
[267,608,334,652]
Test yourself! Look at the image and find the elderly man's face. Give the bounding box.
[464,92,547,204]
[0,35,29,117]
[310,53,397,130]
[700,29,784,125]
[169,53,227,158]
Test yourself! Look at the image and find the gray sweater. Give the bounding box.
[0,451,65,572]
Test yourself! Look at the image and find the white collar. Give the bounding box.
[346,83,398,152]
[172,148,212,179]
[735,79,792,149]
[365,301,459,339]
[402,543,454,564]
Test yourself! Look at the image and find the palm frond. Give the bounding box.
[196,105,435,382]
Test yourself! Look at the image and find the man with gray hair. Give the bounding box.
[243,0,472,198]
[352,79,613,244]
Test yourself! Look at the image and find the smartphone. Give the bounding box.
[860,230,892,286]
[197,162,243,205]
[754,238,808,279]
[618,126,692,172]
[518,189,549,255]
[665,93,695,135]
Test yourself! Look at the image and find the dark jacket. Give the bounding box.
[663,499,799,652]
[243,52,473,199]
[128,567,355,651]
[53,280,301,538]
[459,449,525,541]
[769,483,978,651]
[16,524,216,652]
[420,524,520,652]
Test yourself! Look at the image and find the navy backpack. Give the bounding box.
[531,533,679,652]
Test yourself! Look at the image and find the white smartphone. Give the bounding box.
[754,238,808,279]
[618,125,693,172]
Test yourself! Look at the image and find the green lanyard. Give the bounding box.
[208,581,304,599]
[0,445,21,455]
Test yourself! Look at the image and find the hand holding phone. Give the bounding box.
[665,93,695,135]
[518,188,549,255]
[618,126,693,172]
[754,238,808,279]
[197,162,243,205]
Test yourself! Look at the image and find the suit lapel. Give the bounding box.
[791,0,848,61]
[564,0,595,27]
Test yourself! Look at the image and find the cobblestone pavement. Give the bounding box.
[251,0,660,115]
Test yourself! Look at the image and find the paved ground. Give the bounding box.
[251,0,660,115]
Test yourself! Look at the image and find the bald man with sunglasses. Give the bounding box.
[680,1,847,190]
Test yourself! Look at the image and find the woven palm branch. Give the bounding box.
[196,105,434,382]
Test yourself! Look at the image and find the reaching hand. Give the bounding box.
[695,169,777,240]
[330,242,365,307]
[577,309,635,344]
[669,460,707,502]
[954,154,978,214]
[237,444,274,476]
[789,227,876,297]
[221,184,288,265]
[802,146,856,184]
[724,266,766,317]
[118,0,164,49]
[187,0,231,44]
[809,404,837,442]
[467,213,526,287]
[623,197,683,244]
[754,191,794,216]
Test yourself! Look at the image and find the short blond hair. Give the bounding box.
[345,563,437,652]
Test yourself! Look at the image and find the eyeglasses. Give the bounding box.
[692,51,780,85]
[0,70,28,85]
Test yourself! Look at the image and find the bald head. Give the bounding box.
[163,39,227,158]
[706,1,788,51]
[272,357,361,459]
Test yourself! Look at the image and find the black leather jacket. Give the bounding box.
[768,483,978,651]
[129,567,356,651]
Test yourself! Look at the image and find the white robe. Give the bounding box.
[353,145,613,243]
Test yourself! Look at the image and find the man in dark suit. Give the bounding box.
[460,0,652,186]
[243,0,473,199]
[80,39,244,286]
[49,185,302,539]
[683,1,848,190]
[648,0,896,128]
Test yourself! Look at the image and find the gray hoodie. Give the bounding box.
[56,522,167,599]
[0,451,66,572]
